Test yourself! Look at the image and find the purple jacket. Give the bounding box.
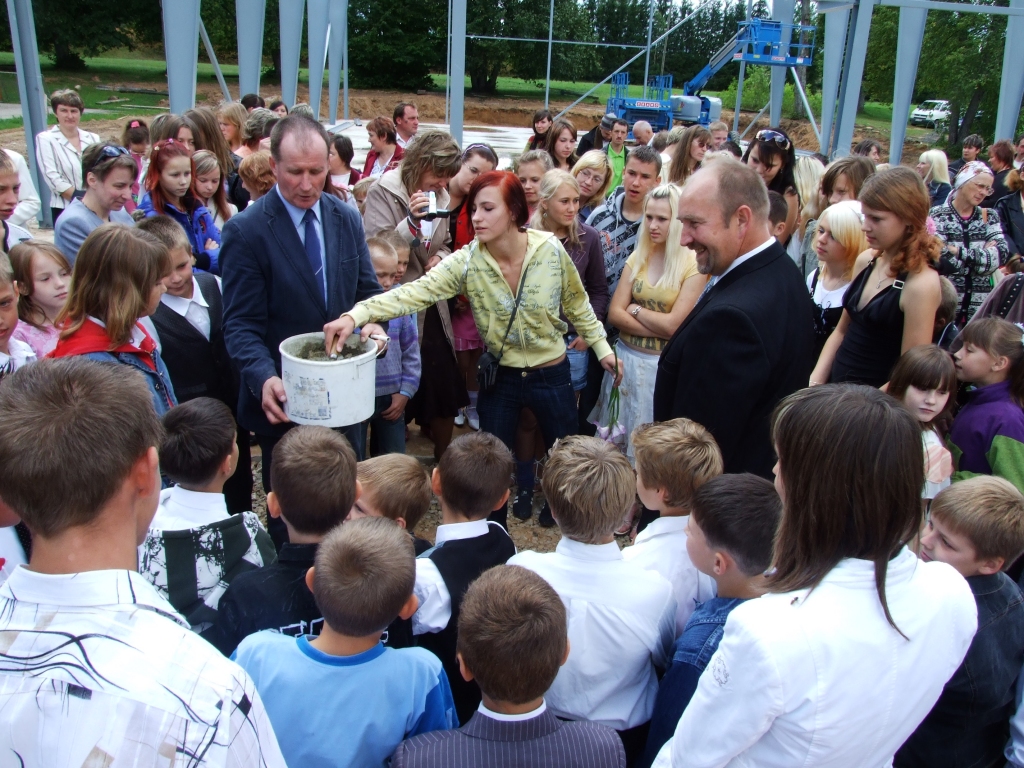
[949,380,1024,492]
[562,222,610,333]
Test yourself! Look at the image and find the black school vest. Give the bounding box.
[151,272,235,405]
[416,523,516,725]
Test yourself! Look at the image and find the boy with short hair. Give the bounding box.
[0,358,285,764]
[896,477,1024,768]
[139,397,275,635]
[211,425,358,655]
[414,431,517,724]
[0,253,34,378]
[641,473,782,767]
[393,565,627,767]
[141,214,254,515]
[352,453,432,554]
[625,419,724,635]
[767,190,789,241]
[235,517,457,767]
[509,435,676,765]
[362,236,420,456]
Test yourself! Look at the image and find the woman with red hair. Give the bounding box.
[138,139,222,273]
[327,171,623,525]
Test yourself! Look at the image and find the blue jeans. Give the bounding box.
[564,335,589,391]
[361,394,407,456]
[478,358,579,453]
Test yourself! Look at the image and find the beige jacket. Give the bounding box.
[362,168,456,347]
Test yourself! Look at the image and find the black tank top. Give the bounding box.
[831,257,907,388]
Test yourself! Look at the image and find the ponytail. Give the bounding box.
[960,317,1024,406]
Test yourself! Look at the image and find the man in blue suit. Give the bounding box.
[222,115,383,541]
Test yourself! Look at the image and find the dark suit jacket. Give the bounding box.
[391,708,626,768]
[221,187,384,436]
[653,239,815,477]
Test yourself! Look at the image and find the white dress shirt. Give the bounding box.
[652,548,977,768]
[479,700,547,722]
[412,519,509,635]
[151,486,231,532]
[3,148,41,226]
[0,566,286,766]
[509,537,677,730]
[275,185,327,299]
[622,516,717,637]
[161,276,214,340]
[34,125,100,209]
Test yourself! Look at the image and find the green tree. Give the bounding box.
[27,0,158,70]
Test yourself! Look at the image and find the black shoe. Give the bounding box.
[538,501,556,528]
[512,488,534,520]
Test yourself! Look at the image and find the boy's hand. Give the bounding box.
[382,393,409,421]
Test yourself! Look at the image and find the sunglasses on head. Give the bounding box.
[85,144,131,175]
[755,130,791,151]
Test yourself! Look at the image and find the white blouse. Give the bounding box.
[653,548,977,768]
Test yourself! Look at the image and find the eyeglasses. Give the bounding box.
[755,130,791,151]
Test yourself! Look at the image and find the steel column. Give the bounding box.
[888,6,926,164]
[6,0,50,224]
[995,0,1024,140]
[164,0,200,113]
[643,0,656,98]
[544,0,555,108]
[770,0,795,126]
[236,0,266,97]
[327,0,346,122]
[450,0,467,144]
[834,0,874,155]
[280,0,306,107]
[819,5,848,156]
[307,0,329,119]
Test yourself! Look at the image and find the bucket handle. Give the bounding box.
[358,335,390,366]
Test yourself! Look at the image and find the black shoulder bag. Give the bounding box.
[477,262,531,392]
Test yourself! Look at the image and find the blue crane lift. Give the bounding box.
[606,19,816,132]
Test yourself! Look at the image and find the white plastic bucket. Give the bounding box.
[279,332,378,427]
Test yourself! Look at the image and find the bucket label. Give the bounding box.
[283,371,331,420]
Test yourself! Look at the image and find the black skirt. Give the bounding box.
[407,302,469,423]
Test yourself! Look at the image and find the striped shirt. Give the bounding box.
[586,186,643,295]
[35,125,100,209]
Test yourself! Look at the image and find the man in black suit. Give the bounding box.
[221,115,383,541]
[653,158,815,478]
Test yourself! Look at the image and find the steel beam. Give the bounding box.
[6,0,50,224]
[545,0,555,107]
[307,0,329,119]
[327,0,347,122]
[996,0,1024,140]
[888,6,926,164]
[770,0,795,126]
[236,0,266,97]
[834,0,874,155]
[450,0,467,144]
[280,0,306,107]
[643,0,656,98]
[164,0,200,113]
[200,18,232,102]
[819,5,848,155]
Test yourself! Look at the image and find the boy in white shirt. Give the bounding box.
[0,254,35,379]
[138,397,275,635]
[509,435,676,765]
[625,418,723,635]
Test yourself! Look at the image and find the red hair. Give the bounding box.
[466,171,530,231]
[144,139,199,215]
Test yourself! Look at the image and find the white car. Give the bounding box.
[911,100,950,127]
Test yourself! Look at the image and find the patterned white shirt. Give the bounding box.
[0,566,286,767]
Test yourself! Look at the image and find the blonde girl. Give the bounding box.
[591,184,706,463]
[572,150,613,221]
[192,149,236,228]
[217,102,249,155]
[808,201,868,355]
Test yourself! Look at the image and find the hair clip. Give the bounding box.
[129,120,140,128]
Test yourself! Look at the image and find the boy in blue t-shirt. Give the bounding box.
[234,516,458,767]
[640,474,782,768]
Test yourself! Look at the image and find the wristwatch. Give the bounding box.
[630,305,642,318]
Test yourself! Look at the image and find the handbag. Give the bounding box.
[477,261,531,392]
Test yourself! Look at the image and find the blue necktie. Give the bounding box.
[302,208,325,301]
[698,276,718,302]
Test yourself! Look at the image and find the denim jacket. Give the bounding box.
[640,597,747,768]
[81,349,178,417]
[896,572,1024,768]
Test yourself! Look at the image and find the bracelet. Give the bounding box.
[630,305,642,318]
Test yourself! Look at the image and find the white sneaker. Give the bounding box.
[467,406,480,430]
[454,409,466,426]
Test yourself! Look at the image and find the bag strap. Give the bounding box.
[494,259,532,363]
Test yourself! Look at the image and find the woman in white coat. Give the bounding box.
[653,384,979,768]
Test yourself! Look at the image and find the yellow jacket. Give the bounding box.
[346,229,612,368]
